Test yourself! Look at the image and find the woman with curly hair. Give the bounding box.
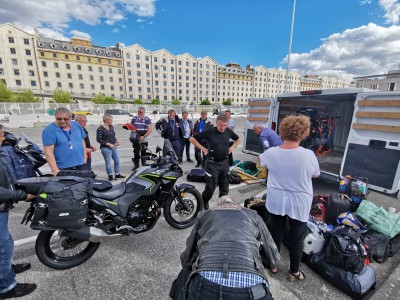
[259,115,320,282]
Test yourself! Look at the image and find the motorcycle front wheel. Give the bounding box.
[164,188,203,229]
[35,230,100,269]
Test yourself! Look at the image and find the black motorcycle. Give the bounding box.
[16,144,203,270]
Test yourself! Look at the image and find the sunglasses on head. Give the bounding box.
[56,117,70,121]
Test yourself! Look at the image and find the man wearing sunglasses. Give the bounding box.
[130,107,152,170]
[42,107,87,176]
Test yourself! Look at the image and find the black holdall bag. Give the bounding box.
[307,250,376,300]
[31,177,89,230]
[325,226,366,274]
[57,169,96,179]
[187,169,206,183]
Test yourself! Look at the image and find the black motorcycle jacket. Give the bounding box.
[180,204,280,280]
[0,160,28,212]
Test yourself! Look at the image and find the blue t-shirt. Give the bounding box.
[260,128,283,150]
[42,122,86,169]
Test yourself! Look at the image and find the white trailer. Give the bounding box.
[243,88,400,196]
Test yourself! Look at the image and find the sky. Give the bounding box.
[0,0,400,80]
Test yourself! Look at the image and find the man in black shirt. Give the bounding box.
[75,114,97,170]
[190,114,240,209]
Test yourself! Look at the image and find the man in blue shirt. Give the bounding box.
[42,107,87,176]
[253,124,283,151]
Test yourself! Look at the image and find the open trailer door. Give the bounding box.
[341,92,400,195]
[242,98,274,155]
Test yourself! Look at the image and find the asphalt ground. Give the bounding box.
[5,116,400,300]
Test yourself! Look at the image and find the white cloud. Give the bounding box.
[69,30,92,40]
[112,28,120,33]
[282,23,400,80]
[360,0,372,5]
[0,0,156,38]
[379,0,400,24]
[137,18,146,22]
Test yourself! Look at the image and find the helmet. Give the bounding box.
[303,231,325,255]
[337,212,368,233]
[129,131,140,143]
[2,132,19,147]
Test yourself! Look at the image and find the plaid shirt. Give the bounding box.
[199,271,267,288]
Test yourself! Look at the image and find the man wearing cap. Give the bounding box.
[193,110,213,168]
[130,107,152,171]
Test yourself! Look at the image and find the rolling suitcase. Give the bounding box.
[325,193,351,225]
[187,169,206,183]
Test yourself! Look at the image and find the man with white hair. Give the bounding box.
[253,124,283,151]
[176,195,279,300]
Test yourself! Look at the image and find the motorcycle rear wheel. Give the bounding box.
[164,188,203,229]
[35,230,100,269]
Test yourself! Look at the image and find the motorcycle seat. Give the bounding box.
[91,182,126,200]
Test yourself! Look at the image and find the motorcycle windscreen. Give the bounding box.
[163,139,177,159]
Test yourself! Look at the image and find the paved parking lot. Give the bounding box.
[5,116,400,300]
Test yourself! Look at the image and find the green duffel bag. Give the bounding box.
[356,200,400,238]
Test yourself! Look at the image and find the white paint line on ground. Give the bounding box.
[14,235,38,247]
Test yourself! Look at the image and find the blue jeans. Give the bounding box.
[100,147,120,175]
[188,274,273,300]
[0,212,16,293]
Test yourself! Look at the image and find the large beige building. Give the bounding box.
[0,23,354,104]
[355,70,400,91]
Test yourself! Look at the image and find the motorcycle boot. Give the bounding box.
[132,157,140,171]
[141,157,147,166]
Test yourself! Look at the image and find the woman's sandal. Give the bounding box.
[287,270,306,282]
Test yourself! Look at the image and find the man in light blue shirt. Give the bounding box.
[42,107,87,175]
[253,124,283,151]
[181,111,194,162]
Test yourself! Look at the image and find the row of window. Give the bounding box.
[8,37,30,45]
[39,52,120,66]
[41,60,122,74]
[125,53,215,69]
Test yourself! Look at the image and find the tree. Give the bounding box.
[91,93,117,104]
[151,99,160,104]
[53,89,72,103]
[171,99,181,105]
[222,99,232,106]
[200,98,211,105]
[12,90,39,102]
[134,99,144,104]
[0,81,12,102]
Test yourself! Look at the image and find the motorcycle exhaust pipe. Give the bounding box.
[67,226,122,243]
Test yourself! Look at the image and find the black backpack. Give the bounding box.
[325,225,367,273]
[362,230,391,263]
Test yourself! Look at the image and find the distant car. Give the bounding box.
[105,109,133,117]
[72,111,93,116]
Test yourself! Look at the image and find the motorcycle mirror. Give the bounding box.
[156,146,162,153]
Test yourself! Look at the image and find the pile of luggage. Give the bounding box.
[245,176,400,299]
[304,176,400,299]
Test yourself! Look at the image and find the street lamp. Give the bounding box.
[285,0,296,93]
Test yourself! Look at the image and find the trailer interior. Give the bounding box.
[277,93,357,175]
